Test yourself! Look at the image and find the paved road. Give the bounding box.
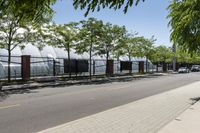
[0,73,200,133]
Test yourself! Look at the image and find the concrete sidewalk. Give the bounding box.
[37,81,200,133]
[159,101,200,133]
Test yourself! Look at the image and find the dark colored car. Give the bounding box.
[191,65,200,72]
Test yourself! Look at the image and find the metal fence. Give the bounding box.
[0,55,158,81]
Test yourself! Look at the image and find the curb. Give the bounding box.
[0,73,168,91]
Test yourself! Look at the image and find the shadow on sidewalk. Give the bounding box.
[190,97,200,105]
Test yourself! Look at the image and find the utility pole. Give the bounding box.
[172,44,176,71]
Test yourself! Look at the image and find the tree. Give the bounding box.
[0,15,32,82]
[122,35,144,73]
[0,0,55,23]
[76,18,104,79]
[175,49,192,68]
[97,23,126,74]
[111,26,128,61]
[122,35,143,62]
[1,0,145,18]
[120,34,155,73]
[137,36,156,72]
[168,0,200,52]
[152,46,173,72]
[73,0,200,53]
[73,0,145,16]
[155,46,173,63]
[46,23,78,77]
[0,1,53,82]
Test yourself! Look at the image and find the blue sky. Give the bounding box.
[52,0,172,46]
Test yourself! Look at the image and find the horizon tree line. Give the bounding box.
[0,15,199,81]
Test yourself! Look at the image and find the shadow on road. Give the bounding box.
[0,89,38,102]
[64,74,163,87]
[0,74,164,101]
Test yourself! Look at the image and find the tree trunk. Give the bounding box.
[67,45,71,78]
[106,51,109,76]
[128,54,132,74]
[8,47,11,82]
[146,58,148,73]
[89,37,92,80]
[156,62,159,72]
[117,54,120,73]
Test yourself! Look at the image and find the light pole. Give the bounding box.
[172,43,176,71]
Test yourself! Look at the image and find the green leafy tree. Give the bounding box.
[73,0,200,53]
[0,15,30,82]
[0,0,55,23]
[111,26,127,61]
[152,45,173,72]
[121,35,144,73]
[137,36,156,72]
[168,0,200,52]
[46,23,78,77]
[175,49,193,68]
[1,0,145,18]
[191,53,200,64]
[97,23,126,74]
[0,1,53,82]
[98,23,124,60]
[73,0,145,16]
[76,18,104,79]
[123,36,144,62]
[0,15,45,81]
[152,46,173,63]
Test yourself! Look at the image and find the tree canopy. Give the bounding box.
[151,46,173,64]
[73,0,144,16]
[168,0,200,52]
[0,0,56,24]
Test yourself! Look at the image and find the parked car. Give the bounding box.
[0,83,2,91]
[191,65,200,72]
[178,67,190,73]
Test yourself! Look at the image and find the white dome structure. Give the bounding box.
[0,44,152,79]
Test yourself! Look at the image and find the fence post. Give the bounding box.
[139,61,144,74]
[53,59,56,76]
[129,61,132,74]
[106,60,114,76]
[21,55,31,81]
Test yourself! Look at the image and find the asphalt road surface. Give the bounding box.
[1,73,200,133]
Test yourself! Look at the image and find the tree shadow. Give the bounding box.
[0,74,164,101]
[0,89,38,102]
[190,97,200,105]
[61,74,162,86]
